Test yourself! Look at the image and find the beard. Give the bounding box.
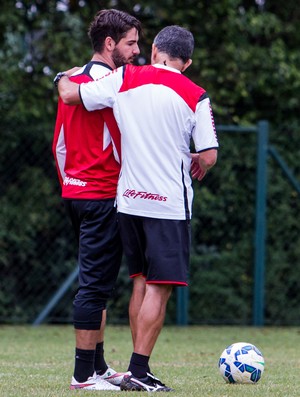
[112,47,135,68]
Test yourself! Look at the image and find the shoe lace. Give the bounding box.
[147,373,167,387]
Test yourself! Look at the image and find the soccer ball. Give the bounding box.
[218,342,265,384]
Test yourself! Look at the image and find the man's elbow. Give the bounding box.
[60,90,77,105]
[201,149,218,170]
[58,82,80,105]
[206,154,217,169]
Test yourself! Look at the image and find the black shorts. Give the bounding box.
[118,213,190,286]
[64,199,122,330]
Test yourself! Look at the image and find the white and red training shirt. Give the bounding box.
[80,63,219,220]
[52,62,121,200]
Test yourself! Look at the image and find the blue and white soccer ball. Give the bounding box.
[218,342,265,384]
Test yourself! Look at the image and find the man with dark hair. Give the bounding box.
[52,9,141,391]
[56,25,218,392]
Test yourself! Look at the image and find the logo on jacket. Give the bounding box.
[123,189,167,202]
[64,177,87,187]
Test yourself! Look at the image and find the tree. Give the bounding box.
[0,0,299,324]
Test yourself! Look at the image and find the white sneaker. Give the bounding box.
[99,367,129,386]
[70,372,120,390]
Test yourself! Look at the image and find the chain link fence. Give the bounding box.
[1,122,299,325]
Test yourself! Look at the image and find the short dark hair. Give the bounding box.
[153,25,194,63]
[88,9,142,53]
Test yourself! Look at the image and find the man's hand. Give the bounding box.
[64,66,81,77]
[190,149,218,181]
[190,153,207,181]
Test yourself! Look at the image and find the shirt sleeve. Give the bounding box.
[193,97,219,152]
[79,66,124,111]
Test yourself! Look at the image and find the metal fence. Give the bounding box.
[1,121,299,326]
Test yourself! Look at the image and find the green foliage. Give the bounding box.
[0,0,299,325]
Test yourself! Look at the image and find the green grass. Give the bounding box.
[0,325,300,396]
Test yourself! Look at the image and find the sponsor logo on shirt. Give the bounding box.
[123,189,167,202]
[63,176,87,187]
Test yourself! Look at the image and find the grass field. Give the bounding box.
[0,325,300,396]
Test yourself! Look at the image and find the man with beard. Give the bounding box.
[56,25,218,391]
[52,9,141,391]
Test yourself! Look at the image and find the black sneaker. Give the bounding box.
[120,372,173,392]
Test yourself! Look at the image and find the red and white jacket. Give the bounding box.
[52,62,121,200]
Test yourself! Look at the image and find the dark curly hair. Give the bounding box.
[88,9,142,53]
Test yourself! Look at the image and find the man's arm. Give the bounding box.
[57,75,81,105]
[198,148,218,170]
[191,149,217,181]
[56,65,124,110]
[192,94,219,182]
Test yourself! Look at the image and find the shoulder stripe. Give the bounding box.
[199,92,209,102]
[120,65,206,112]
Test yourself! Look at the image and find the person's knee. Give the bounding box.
[133,275,146,295]
[147,283,173,301]
[164,285,173,300]
[73,298,106,330]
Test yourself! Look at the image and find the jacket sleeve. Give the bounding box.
[193,96,219,153]
[79,66,125,111]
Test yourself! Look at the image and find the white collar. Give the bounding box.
[153,63,181,74]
